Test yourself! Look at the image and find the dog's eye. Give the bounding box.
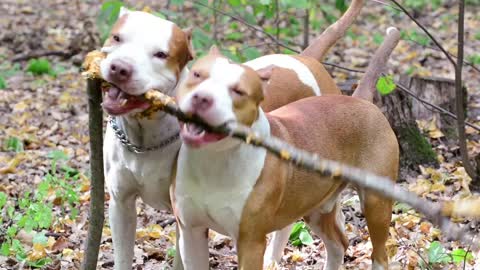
[154,51,168,59]
[113,35,121,42]
[230,87,245,97]
[192,71,201,78]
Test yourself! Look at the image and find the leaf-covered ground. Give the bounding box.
[1,0,480,269]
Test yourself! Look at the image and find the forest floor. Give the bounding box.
[1,0,480,269]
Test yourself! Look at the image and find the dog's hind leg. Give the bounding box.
[305,202,348,270]
[109,193,137,270]
[358,189,392,270]
[263,224,292,267]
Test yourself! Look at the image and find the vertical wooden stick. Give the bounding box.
[82,78,105,270]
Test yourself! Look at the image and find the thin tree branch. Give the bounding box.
[454,0,477,180]
[389,0,457,67]
[191,0,300,53]
[81,77,105,270]
[369,0,401,10]
[404,38,480,73]
[302,8,310,50]
[394,79,480,132]
[274,0,280,53]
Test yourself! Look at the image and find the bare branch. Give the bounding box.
[389,0,457,67]
[302,0,365,61]
[354,27,401,101]
[191,0,300,53]
[395,80,480,132]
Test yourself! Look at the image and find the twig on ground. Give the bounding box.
[12,50,76,62]
[159,217,177,228]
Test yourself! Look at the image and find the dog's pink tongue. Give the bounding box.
[107,87,123,99]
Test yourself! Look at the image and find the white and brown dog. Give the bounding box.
[100,2,361,269]
[173,46,399,270]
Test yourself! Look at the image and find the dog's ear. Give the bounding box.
[183,27,195,62]
[118,6,130,19]
[208,45,222,56]
[256,65,276,81]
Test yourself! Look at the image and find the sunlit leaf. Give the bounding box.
[376,75,396,95]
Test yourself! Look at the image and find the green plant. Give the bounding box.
[0,76,6,89]
[467,54,480,66]
[289,221,314,246]
[3,136,24,152]
[26,58,55,76]
[419,241,474,269]
[376,75,396,96]
[97,0,124,43]
[0,150,82,267]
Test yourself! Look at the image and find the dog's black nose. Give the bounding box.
[109,59,133,82]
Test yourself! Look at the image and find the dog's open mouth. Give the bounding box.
[102,85,151,115]
[180,122,227,147]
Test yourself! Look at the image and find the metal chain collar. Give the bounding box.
[108,116,180,154]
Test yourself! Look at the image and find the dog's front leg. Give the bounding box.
[109,194,137,270]
[171,223,184,270]
[237,233,267,270]
[178,226,209,270]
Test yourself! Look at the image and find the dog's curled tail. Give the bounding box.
[301,0,364,62]
[352,27,401,103]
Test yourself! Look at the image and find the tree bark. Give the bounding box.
[81,78,105,270]
[455,0,478,185]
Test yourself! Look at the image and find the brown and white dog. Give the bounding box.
[173,47,398,270]
[100,2,361,269]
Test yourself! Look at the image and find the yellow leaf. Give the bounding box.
[46,236,56,249]
[419,222,431,234]
[429,129,444,139]
[430,182,446,192]
[27,243,47,261]
[13,101,27,112]
[290,250,304,262]
[409,178,432,195]
[386,238,398,258]
[147,224,163,239]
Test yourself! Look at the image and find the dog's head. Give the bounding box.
[100,7,194,116]
[177,46,264,148]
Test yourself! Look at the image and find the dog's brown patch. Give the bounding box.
[103,14,129,47]
[167,26,194,80]
[231,66,264,126]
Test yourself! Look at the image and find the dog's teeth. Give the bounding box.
[199,130,205,136]
[120,99,127,106]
